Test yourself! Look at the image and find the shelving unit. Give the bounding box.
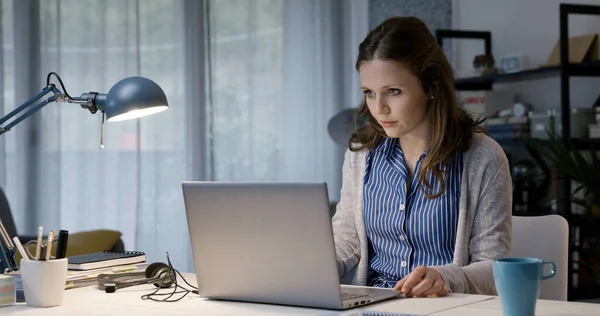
[437,3,600,301]
[453,60,600,91]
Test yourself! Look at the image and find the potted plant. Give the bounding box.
[526,131,600,298]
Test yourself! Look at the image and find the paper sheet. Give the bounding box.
[360,293,494,315]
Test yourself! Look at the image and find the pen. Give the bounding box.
[55,230,69,259]
[39,244,46,261]
[35,226,43,260]
[12,236,29,260]
[45,230,54,261]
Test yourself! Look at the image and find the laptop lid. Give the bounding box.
[182,181,345,309]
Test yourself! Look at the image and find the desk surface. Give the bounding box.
[4,273,600,315]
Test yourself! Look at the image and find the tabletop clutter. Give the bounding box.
[1,226,70,307]
[0,224,570,314]
[1,225,147,308]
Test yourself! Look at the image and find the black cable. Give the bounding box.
[140,252,198,302]
[165,251,198,291]
[46,72,74,99]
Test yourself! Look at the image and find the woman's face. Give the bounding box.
[359,59,430,139]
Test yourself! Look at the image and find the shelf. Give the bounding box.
[454,60,600,90]
[438,3,600,301]
[571,138,600,150]
[569,60,600,77]
[490,135,600,151]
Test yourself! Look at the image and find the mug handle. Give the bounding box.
[542,261,556,280]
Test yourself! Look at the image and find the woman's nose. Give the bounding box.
[374,97,390,115]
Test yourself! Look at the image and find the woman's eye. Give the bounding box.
[388,89,401,96]
[363,90,375,98]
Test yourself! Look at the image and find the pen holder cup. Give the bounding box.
[20,258,68,307]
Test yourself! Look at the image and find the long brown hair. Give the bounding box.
[349,16,484,199]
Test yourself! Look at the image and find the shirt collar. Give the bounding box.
[374,137,397,159]
[375,137,431,160]
[422,146,431,156]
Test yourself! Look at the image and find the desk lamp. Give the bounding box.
[0,72,169,148]
[0,72,169,273]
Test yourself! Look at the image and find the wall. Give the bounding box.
[369,0,453,68]
[369,0,451,31]
[452,0,600,111]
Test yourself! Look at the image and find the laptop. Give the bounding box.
[182,181,401,310]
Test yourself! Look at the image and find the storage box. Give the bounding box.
[553,108,596,138]
[589,124,600,139]
[542,33,598,67]
[459,91,515,119]
[529,108,596,139]
[486,123,529,142]
[529,110,555,139]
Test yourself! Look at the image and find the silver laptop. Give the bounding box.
[182,181,401,310]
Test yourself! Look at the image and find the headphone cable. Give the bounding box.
[140,252,198,302]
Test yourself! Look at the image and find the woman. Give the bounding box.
[332,16,512,298]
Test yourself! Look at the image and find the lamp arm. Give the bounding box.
[0,85,63,135]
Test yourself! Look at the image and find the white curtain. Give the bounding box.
[0,0,13,196]
[4,0,194,271]
[1,0,368,272]
[208,0,368,203]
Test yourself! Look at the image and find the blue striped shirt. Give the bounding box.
[363,137,463,288]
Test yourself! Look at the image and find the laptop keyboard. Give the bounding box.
[341,292,369,301]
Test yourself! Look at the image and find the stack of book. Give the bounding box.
[66,250,146,271]
[8,250,148,291]
[0,274,15,307]
[65,262,149,289]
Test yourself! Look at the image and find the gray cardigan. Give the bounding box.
[332,132,512,295]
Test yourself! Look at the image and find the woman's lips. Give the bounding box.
[380,121,397,127]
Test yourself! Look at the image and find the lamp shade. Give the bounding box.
[103,76,168,122]
[327,108,365,146]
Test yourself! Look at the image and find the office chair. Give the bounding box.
[0,186,125,253]
[511,214,569,301]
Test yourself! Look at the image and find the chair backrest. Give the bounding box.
[511,215,569,301]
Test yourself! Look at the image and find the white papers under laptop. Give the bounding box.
[182,181,401,310]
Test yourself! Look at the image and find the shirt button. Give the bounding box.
[401,261,407,267]
[399,235,405,241]
[400,204,405,211]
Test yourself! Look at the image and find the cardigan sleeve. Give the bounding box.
[331,149,361,279]
[433,159,513,295]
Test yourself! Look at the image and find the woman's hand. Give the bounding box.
[393,265,449,297]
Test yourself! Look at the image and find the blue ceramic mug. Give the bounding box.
[493,258,556,316]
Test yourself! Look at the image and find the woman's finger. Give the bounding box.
[393,275,408,292]
[437,282,450,297]
[400,266,427,294]
[421,275,444,297]
[407,274,435,297]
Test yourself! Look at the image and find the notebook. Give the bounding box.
[67,250,146,271]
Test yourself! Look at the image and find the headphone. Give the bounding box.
[97,262,175,293]
[95,253,199,302]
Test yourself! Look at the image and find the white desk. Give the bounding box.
[430,297,600,316]
[4,273,600,315]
